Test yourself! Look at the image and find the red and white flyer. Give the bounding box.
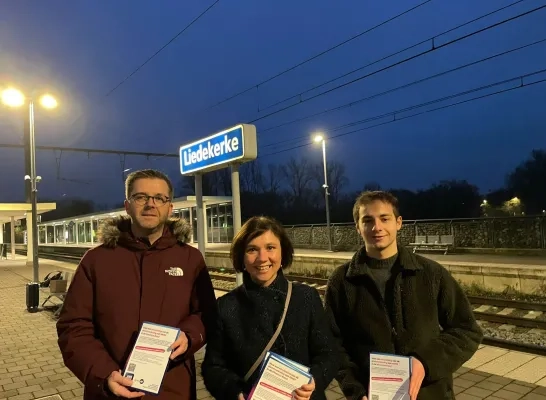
[248,353,312,400]
[368,352,411,400]
[122,321,180,395]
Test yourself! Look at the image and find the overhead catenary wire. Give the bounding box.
[258,35,546,148]
[249,0,543,124]
[199,0,434,112]
[257,0,527,114]
[104,0,221,98]
[257,68,546,158]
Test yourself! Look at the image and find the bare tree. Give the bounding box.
[282,157,314,200]
[214,168,232,196]
[264,163,283,194]
[240,160,264,194]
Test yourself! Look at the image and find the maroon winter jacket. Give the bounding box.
[56,216,217,400]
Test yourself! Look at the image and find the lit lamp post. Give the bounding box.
[1,87,58,283]
[313,134,333,252]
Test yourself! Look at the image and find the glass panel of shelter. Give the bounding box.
[36,203,234,245]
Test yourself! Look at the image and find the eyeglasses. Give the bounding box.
[129,194,171,206]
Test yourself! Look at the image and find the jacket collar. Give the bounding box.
[242,268,289,294]
[346,245,422,279]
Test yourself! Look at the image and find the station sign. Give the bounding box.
[179,124,257,175]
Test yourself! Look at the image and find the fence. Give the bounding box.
[284,216,546,251]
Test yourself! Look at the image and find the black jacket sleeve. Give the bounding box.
[324,272,367,400]
[307,288,340,393]
[411,265,483,381]
[201,302,245,400]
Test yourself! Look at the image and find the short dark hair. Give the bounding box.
[125,169,174,199]
[352,190,400,224]
[230,216,294,273]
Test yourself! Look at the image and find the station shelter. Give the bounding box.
[36,195,234,247]
[0,202,57,262]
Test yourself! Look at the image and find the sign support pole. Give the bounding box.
[231,163,243,286]
[194,173,206,258]
[179,124,258,282]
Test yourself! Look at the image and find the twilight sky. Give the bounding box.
[0,0,545,205]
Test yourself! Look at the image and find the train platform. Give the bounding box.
[33,242,546,266]
[1,259,546,400]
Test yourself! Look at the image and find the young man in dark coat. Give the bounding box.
[56,169,217,400]
[324,191,483,400]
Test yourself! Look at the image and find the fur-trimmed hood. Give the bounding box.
[97,215,192,248]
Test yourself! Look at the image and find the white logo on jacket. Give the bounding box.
[165,267,184,277]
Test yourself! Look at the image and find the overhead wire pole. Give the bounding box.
[231,163,243,286]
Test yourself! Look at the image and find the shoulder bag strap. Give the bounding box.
[244,281,293,381]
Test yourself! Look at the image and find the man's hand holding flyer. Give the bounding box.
[248,352,312,400]
[122,322,181,395]
[368,353,411,400]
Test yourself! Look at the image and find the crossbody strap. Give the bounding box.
[244,281,293,381]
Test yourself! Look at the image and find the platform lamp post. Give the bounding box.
[313,134,333,252]
[1,87,58,283]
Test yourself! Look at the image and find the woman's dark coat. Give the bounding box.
[201,269,340,400]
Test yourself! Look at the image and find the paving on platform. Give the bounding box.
[1,259,546,400]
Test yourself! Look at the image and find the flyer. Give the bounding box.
[368,353,411,400]
[259,351,310,375]
[249,353,312,400]
[122,321,181,395]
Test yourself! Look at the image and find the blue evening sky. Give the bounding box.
[0,0,545,205]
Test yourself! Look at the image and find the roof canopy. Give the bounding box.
[0,203,57,224]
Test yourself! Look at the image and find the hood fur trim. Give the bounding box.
[98,215,192,248]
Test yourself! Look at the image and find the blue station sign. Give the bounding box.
[179,124,257,175]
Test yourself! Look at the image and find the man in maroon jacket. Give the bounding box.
[57,169,217,400]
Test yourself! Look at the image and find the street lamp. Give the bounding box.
[313,134,333,252]
[1,87,58,283]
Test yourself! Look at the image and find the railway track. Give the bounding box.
[469,296,546,330]
[26,252,546,355]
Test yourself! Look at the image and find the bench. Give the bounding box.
[410,234,454,255]
[41,271,74,318]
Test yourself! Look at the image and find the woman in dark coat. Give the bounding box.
[201,216,339,400]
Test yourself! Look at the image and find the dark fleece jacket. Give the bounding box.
[201,269,340,400]
[324,246,483,400]
[57,216,217,400]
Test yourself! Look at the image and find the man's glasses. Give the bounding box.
[129,194,170,206]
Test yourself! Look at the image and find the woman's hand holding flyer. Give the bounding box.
[248,352,313,400]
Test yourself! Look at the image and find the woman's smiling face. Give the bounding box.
[243,230,282,287]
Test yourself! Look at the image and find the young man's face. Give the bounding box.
[356,200,402,258]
